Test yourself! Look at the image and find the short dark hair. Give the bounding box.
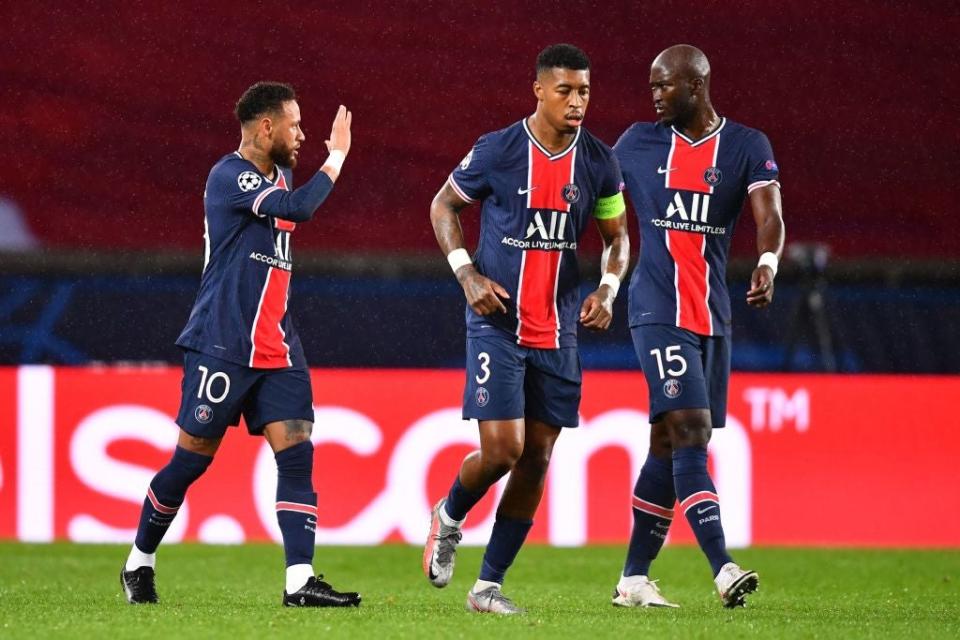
[536,44,591,75]
[235,82,297,123]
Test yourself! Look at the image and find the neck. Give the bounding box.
[676,103,720,141]
[238,137,276,177]
[527,113,576,154]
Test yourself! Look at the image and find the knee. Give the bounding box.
[515,443,553,477]
[483,438,524,475]
[664,413,711,448]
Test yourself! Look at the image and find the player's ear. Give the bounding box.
[533,80,544,101]
[260,116,273,137]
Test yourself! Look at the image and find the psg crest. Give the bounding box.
[475,386,489,407]
[703,166,722,186]
[561,183,581,204]
[663,379,682,399]
[195,404,213,424]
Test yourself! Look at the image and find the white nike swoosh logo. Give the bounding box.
[696,505,718,515]
[655,522,671,530]
[517,186,538,195]
[640,312,653,316]
[657,166,676,174]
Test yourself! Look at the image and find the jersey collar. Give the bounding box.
[671,116,726,147]
[522,118,581,160]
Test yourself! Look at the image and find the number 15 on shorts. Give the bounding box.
[649,346,687,379]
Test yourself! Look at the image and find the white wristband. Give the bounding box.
[447,248,472,273]
[758,252,779,277]
[322,150,346,175]
[599,272,621,298]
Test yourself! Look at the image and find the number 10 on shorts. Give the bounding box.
[650,346,687,379]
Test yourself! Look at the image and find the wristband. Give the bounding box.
[599,272,621,298]
[322,150,346,175]
[758,252,779,277]
[447,248,472,273]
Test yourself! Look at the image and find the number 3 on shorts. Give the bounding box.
[649,345,687,379]
[197,365,231,403]
[475,352,491,384]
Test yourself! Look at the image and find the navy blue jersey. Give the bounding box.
[177,152,334,368]
[449,120,624,349]
[614,118,780,336]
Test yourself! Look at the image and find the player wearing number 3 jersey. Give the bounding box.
[120,83,360,608]
[423,44,629,614]
[610,45,785,609]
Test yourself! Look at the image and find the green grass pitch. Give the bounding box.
[1,543,957,639]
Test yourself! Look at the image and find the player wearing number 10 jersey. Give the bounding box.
[423,44,629,614]
[610,45,785,609]
[120,82,360,608]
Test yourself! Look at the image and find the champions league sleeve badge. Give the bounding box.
[237,171,262,192]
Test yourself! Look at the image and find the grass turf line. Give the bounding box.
[0,543,957,639]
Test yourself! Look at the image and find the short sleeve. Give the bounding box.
[448,136,493,203]
[593,150,626,219]
[207,162,283,218]
[746,132,781,194]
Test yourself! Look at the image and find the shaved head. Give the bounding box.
[648,44,716,130]
[652,44,711,84]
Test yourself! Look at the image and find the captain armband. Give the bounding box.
[593,192,626,220]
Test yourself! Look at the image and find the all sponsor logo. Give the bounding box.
[561,183,580,204]
[195,404,213,424]
[663,379,682,399]
[460,149,474,170]
[475,386,489,407]
[765,160,778,171]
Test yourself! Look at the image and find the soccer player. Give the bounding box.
[610,44,784,609]
[424,44,629,614]
[120,82,361,608]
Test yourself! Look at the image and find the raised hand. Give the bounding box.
[325,105,352,156]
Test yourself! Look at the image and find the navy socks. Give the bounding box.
[444,475,488,522]
[478,517,534,584]
[623,453,676,577]
[274,440,317,567]
[134,446,212,553]
[673,446,733,575]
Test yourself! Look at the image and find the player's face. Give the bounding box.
[534,68,590,134]
[269,100,305,168]
[649,65,694,127]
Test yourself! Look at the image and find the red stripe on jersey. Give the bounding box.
[273,172,296,231]
[250,266,292,368]
[516,250,562,348]
[666,134,719,194]
[667,229,712,335]
[516,145,574,348]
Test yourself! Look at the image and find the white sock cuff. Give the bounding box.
[125,545,156,571]
[285,563,314,594]
[438,502,465,527]
[473,579,501,592]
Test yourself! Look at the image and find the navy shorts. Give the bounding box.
[175,350,314,438]
[462,333,581,428]
[631,324,730,428]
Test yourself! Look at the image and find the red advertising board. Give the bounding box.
[1,366,958,547]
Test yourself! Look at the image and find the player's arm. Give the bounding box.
[246,106,352,222]
[746,184,785,308]
[580,206,629,330]
[430,182,509,315]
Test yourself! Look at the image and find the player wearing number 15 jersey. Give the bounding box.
[423,44,629,614]
[120,83,360,608]
[610,45,785,609]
